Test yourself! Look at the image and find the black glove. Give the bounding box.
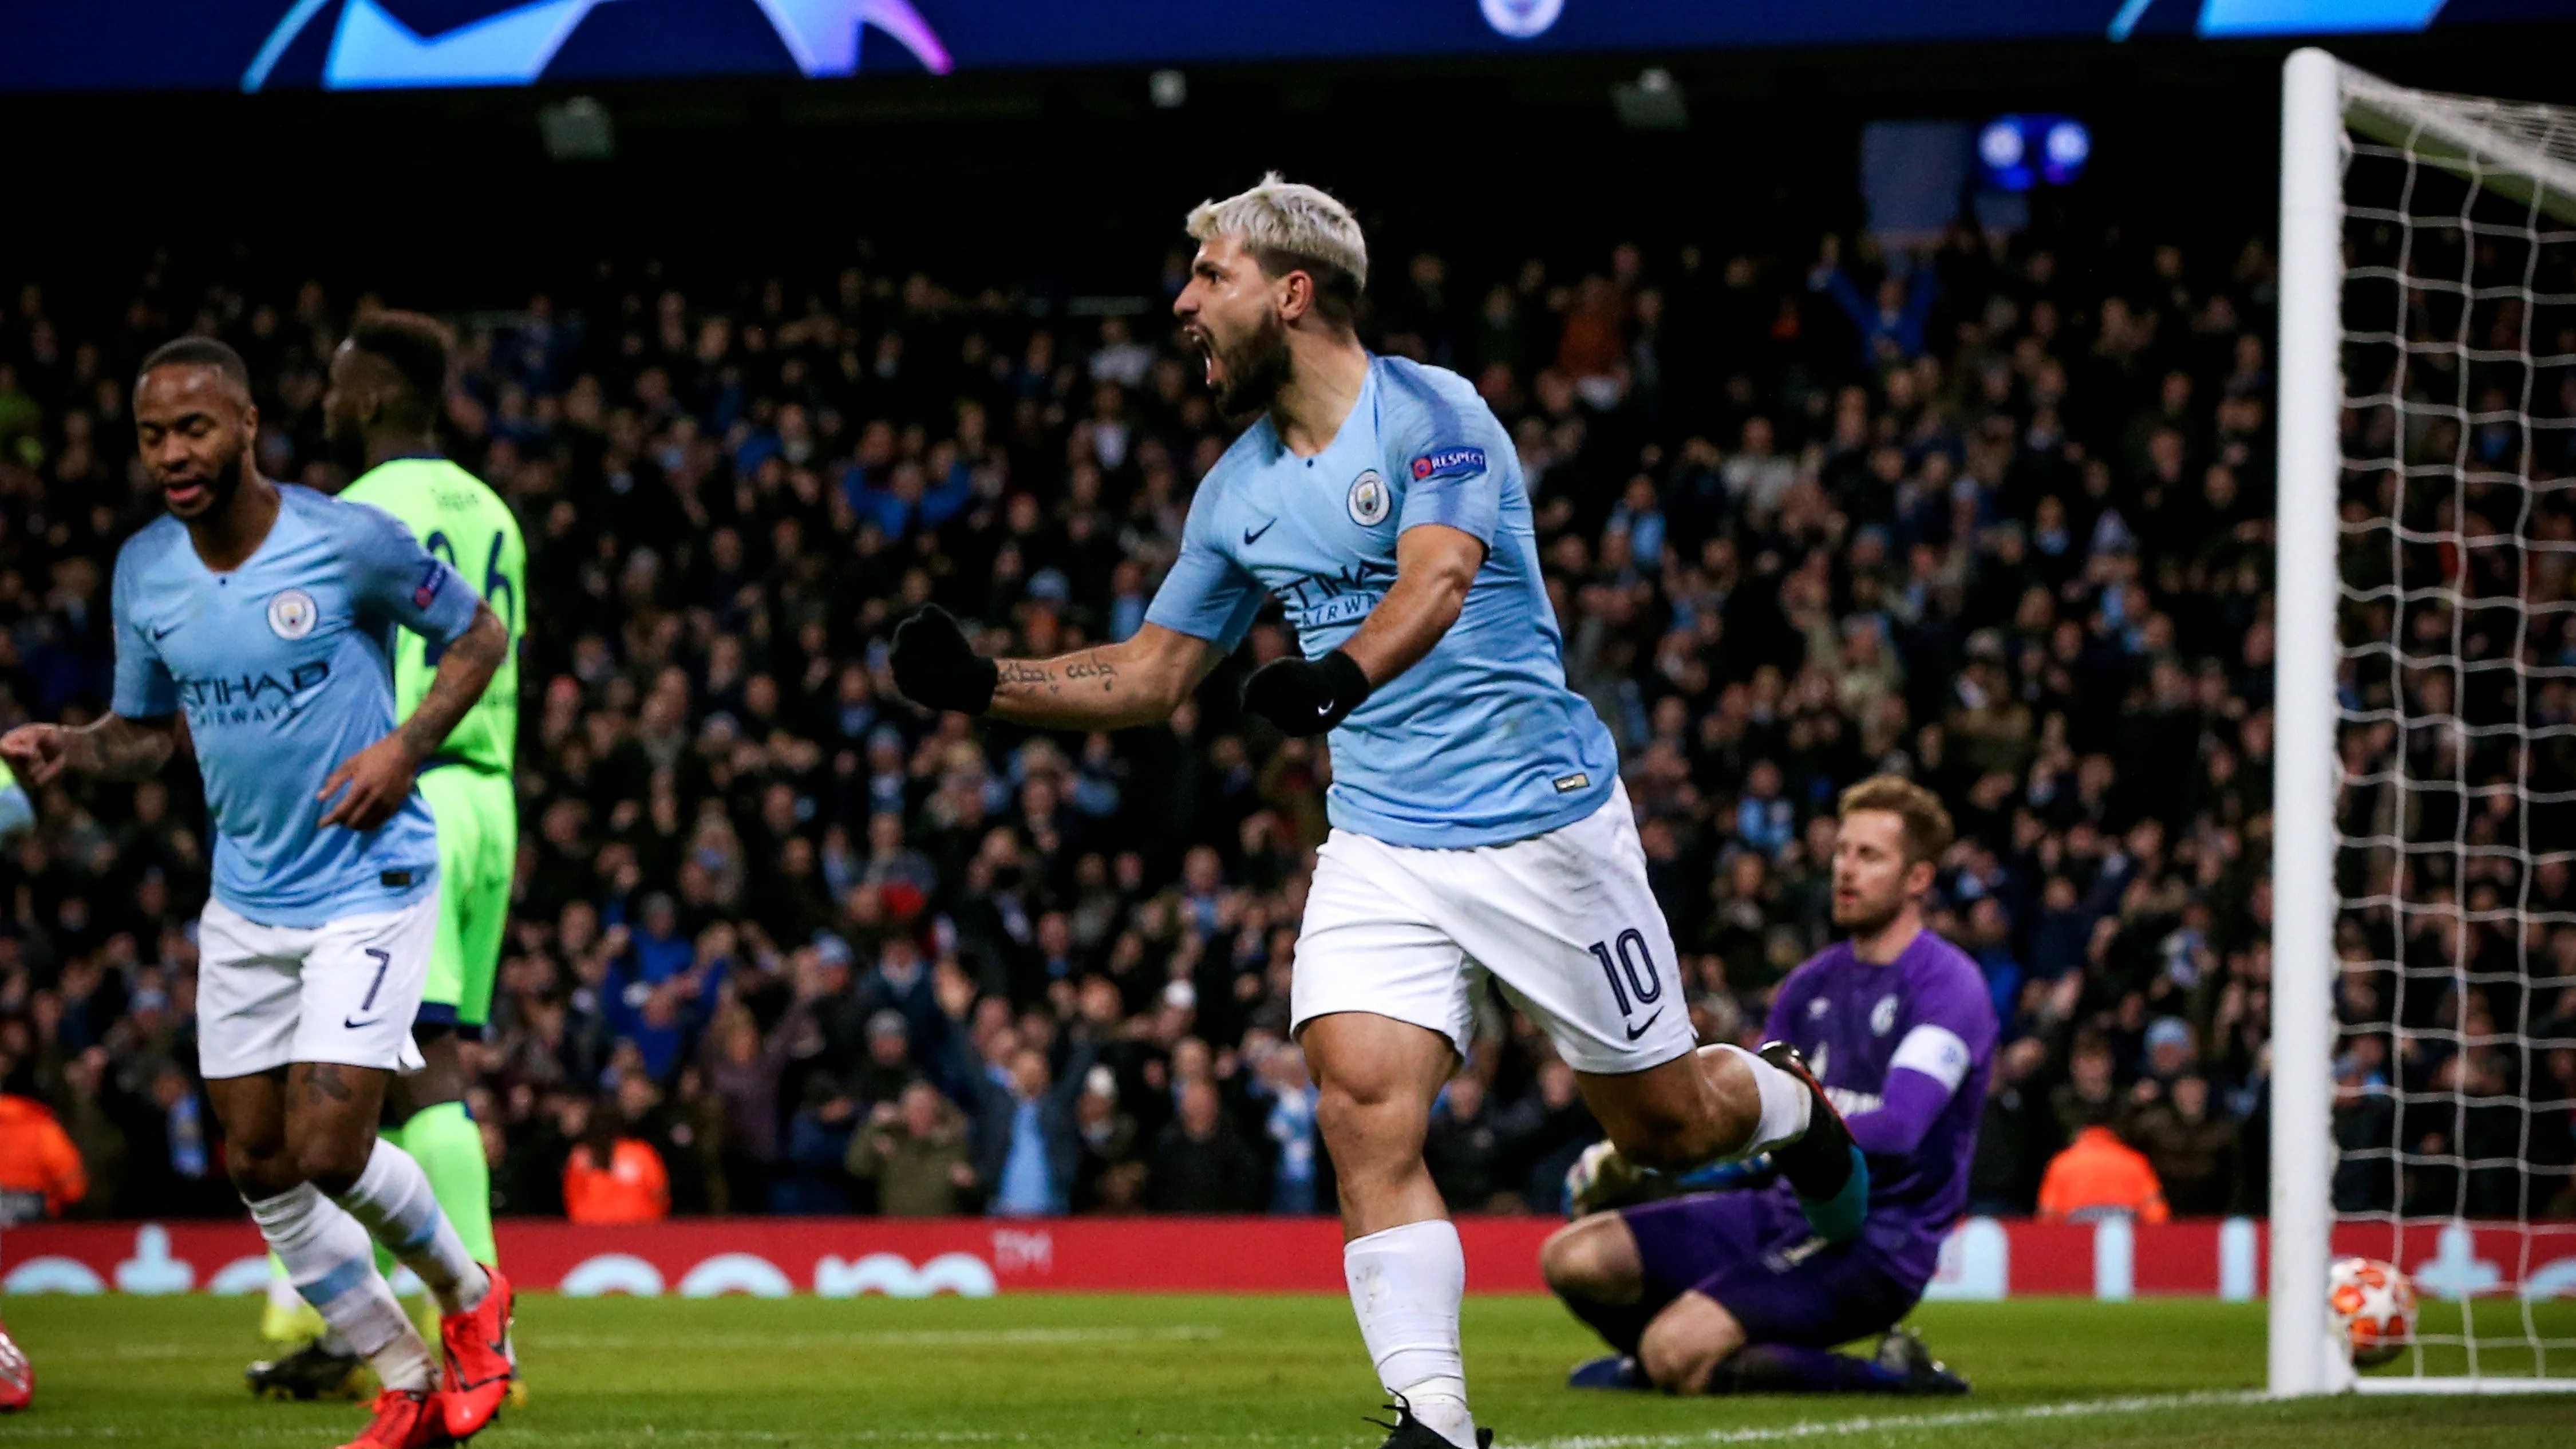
[1240,650,1372,736]
[890,605,999,715]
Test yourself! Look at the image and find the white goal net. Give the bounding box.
[2272,48,2576,1396]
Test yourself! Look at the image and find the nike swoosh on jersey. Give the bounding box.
[150,623,182,641]
[343,1015,382,1030]
[1243,519,1278,545]
[1625,1010,1664,1041]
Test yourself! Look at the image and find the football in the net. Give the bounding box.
[2329,1256,2416,1367]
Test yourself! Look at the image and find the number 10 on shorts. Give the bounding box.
[1589,929,1664,1018]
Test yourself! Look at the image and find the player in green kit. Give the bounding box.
[247,312,525,1404]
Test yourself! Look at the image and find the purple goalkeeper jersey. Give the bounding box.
[1767,928,1998,1275]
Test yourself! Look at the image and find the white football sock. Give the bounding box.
[247,1183,433,1392]
[333,1138,489,1316]
[1345,1219,1476,1449]
[1716,1044,1812,1155]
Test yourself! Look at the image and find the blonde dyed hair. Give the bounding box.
[1185,172,1368,323]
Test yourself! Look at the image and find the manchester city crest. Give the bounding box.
[1348,469,1389,526]
[267,588,318,640]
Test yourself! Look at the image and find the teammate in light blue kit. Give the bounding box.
[0,338,516,1449]
[886,176,1864,1449]
[111,489,456,931]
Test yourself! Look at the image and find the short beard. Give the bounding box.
[1209,310,1293,417]
[1833,895,1907,940]
[187,443,252,514]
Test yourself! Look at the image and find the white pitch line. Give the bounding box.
[1526,1389,2271,1449]
[0,1419,986,1446]
[535,1324,1223,1351]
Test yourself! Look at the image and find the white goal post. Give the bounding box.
[2271,47,2576,1397]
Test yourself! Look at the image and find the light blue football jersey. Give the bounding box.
[1146,356,1617,847]
[111,485,480,927]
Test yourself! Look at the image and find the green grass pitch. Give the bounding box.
[5,1294,2571,1448]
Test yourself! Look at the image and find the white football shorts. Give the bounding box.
[196,894,436,1080]
[1291,780,1698,1075]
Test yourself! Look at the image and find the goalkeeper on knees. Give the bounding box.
[1543,783,1993,1398]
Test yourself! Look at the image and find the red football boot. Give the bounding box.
[338,1386,449,1449]
[438,1267,514,1439]
[0,1320,32,1411]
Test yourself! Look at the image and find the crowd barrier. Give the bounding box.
[6,1217,2572,1300]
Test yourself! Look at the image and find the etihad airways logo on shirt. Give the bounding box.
[1410,447,1485,483]
[177,662,333,727]
[1269,560,1396,629]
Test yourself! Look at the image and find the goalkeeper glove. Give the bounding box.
[890,605,998,716]
[1240,650,1371,736]
[1674,1152,1777,1194]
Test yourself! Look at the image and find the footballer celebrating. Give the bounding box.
[0,339,515,1449]
[246,313,526,1404]
[886,175,1864,1448]
[1543,777,1996,1397]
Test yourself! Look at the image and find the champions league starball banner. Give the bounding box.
[0,0,2570,94]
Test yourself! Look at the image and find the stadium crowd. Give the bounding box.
[1,203,2571,1226]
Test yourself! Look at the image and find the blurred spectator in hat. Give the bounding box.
[848,1079,978,1216]
[2125,1073,2239,1217]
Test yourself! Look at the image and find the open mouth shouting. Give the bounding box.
[1183,323,1220,389]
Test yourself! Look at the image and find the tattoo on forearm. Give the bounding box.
[398,609,505,757]
[84,718,175,781]
[995,653,1117,702]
